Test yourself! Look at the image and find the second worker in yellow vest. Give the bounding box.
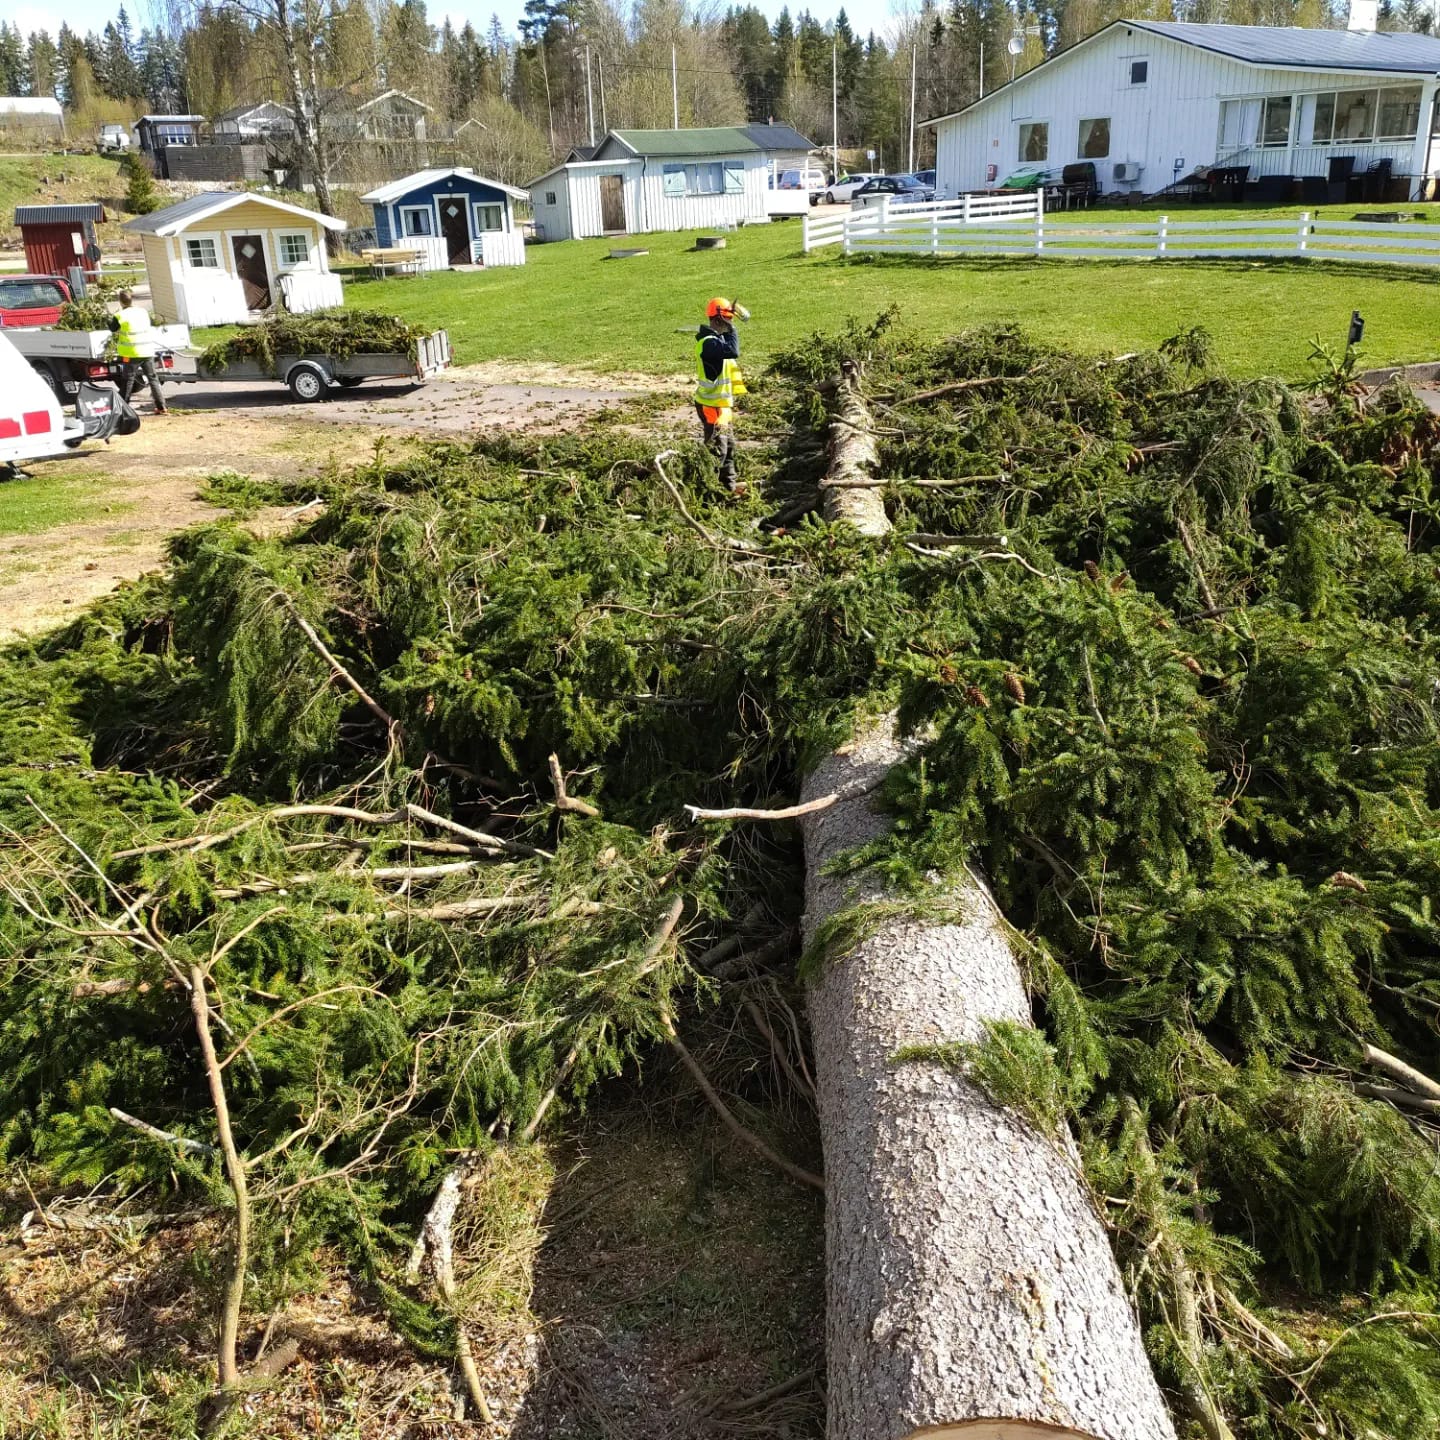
[692,296,747,494]
[108,288,169,415]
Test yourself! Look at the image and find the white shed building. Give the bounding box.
[529,125,814,241]
[925,21,1440,202]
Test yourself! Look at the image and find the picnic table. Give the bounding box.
[360,246,425,278]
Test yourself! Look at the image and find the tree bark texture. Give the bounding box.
[802,376,1175,1440]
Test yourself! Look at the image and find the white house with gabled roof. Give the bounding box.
[924,20,1440,202]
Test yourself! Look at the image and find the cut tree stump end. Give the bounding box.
[694,236,728,250]
[608,247,649,259]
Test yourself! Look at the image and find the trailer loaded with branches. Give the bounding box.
[4,320,1440,1437]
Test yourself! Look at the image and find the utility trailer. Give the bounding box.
[8,324,191,400]
[170,329,452,402]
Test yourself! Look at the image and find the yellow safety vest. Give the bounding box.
[692,334,747,412]
[114,305,157,360]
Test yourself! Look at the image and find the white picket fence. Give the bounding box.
[802,191,1044,254]
[805,201,1440,268]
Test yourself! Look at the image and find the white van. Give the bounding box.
[98,123,131,153]
[0,330,86,470]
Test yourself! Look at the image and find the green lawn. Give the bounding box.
[320,203,1440,380]
[0,465,131,538]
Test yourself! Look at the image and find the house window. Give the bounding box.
[185,237,219,268]
[1078,117,1110,158]
[1335,88,1377,141]
[473,203,504,232]
[1299,85,1421,145]
[545,190,557,205]
[1260,95,1293,147]
[1018,122,1048,163]
[400,205,434,237]
[1129,59,1148,85]
[278,232,310,266]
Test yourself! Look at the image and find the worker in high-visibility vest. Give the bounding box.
[692,296,748,492]
[108,288,169,415]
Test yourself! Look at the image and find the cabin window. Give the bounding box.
[473,203,505,232]
[184,236,219,268]
[1018,122,1048,163]
[1129,59,1148,86]
[400,205,434,237]
[545,190,557,205]
[662,162,726,196]
[278,232,310,266]
[1260,95,1293,147]
[1078,117,1110,158]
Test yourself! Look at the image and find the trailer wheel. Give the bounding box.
[287,364,329,403]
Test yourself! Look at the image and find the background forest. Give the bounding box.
[2,0,1439,189]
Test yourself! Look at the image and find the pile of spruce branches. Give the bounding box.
[198,309,429,373]
[4,320,1440,1438]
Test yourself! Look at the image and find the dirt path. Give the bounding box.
[1,366,687,643]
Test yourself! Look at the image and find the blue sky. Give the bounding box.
[15,0,907,51]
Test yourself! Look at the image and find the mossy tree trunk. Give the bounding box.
[800,374,1177,1440]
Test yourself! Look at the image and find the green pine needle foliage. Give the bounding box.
[5,322,1440,1436]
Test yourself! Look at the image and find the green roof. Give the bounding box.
[607,127,757,158]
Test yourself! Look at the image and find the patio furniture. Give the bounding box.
[1252,174,1294,204]
[1301,175,1329,204]
[1046,162,1099,210]
[361,246,424,277]
[1208,165,1249,202]
[1363,158,1394,203]
[1327,155,1356,204]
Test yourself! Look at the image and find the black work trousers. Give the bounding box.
[120,357,168,413]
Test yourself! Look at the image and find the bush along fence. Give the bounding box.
[804,200,1440,267]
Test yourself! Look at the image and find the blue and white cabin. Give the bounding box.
[361,167,527,268]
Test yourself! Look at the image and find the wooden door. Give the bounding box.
[230,234,271,310]
[600,174,625,233]
[438,196,471,264]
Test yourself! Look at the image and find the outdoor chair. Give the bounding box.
[1253,175,1294,204]
[1208,165,1249,202]
[1301,175,1329,204]
[1363,159,1394,203]
[1327,155,1356,204]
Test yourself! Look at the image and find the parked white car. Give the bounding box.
[823,172,878,205]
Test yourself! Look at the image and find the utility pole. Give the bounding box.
[832,42,839,179]
[979,42,984,100]
[908,43,917,173]
[672,44,679,129]
[584,43,595,147]
[598,53,607,134]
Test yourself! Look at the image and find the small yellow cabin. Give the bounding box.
[123,191,347,326]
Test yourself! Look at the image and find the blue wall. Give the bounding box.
[369,173,513,250]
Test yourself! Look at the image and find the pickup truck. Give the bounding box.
[0,274,72,328]
[7,324,190,402]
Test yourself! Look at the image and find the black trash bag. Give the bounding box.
[75,383,140,441]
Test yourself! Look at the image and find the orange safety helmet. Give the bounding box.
[706,296,736,320]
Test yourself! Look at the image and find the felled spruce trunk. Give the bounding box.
[802,370,1176,1440]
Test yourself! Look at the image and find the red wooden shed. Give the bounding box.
[14,203,106,279]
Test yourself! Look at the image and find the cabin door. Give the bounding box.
[230,234,271,310]
[599,174,625,232]
[438,196,471,264]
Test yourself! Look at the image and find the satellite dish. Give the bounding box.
[1007,34,1026,55]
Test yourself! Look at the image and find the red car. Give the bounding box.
[0,274,72,328]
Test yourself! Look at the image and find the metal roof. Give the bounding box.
[360,167,528,204]
[16,204,106,226]
[606,127,757,157]
[1127,21,1440,73]
[741,123,817,152]
[123,189,347,235]
[0,97,63,116]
